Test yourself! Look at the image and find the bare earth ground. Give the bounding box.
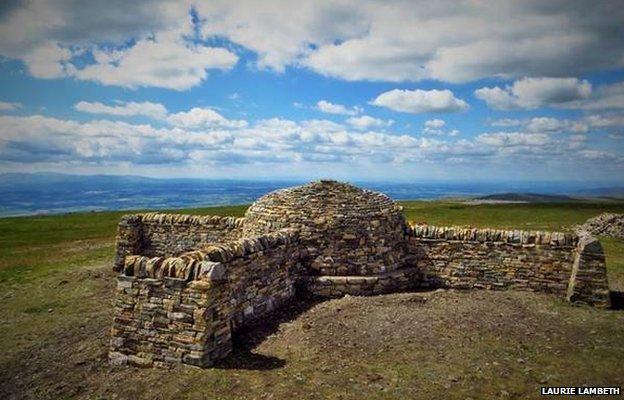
[1,260,623,400]
[2,203,624,399]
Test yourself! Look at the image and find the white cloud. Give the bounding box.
[301,1,624,83]
[422,119,459,136]
[21,42,73,79]
[0,4,237,90]
[1,111,621,176]
[477,132,552,147]
[315,100,361,116]
[586,114,624,128]
[559,81,624,110]
[0,101,22,111]
[3,2,623,86]
[424,119,445,129]
[74,34,238,90]
[371,89,468,114]
[475,77,592,110]
[346,115,393,130]
[526,117,587,134]
[488,114,624,134]
[166,107,248,129]
[74,101,168,119]
[197,1,369,72]
[489,119,523,128]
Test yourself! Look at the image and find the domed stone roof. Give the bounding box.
[243,180,408,276]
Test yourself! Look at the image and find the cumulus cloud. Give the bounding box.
[525,117,588,134]
[371,89,468,114]
[475,77,592,110]
[0,113,425,166]
[302,1,624,83]
[490,114,624,134]
[489,119,523,128]
[0,111,620,174]
[0,3,237,90]
[422,119,459,136]
[424,119,445,129]
[585,114,624,128]
[21,42,73,79]
[166,107,248,129]
[74,101,168,119]
[2,2,623,86]
[315,100,361,116]
[559,81,624,110]
[477,132,552,147]
[74,34,238,90]
[0,101,22,111]
[346,115,393,130]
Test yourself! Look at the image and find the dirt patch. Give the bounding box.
[2,286,623,400]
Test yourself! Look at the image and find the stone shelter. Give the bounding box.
[109,180,611,368]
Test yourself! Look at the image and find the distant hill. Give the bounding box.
[575,187,624,197]
[474,193,577,203]
[1,172,623,216]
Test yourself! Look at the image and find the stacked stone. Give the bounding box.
[408,224,610,307]
[243,180,408,276]
[109,181,614,370]
[114,213,245,271]
[577,212,624,239]
[109,274,231,368]
[566,235,611,308]
[110,229,301,368]
[411,224,578,246]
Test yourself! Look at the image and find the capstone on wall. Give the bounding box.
[114,213,244,272]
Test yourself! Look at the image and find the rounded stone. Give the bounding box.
[242,180,408,276]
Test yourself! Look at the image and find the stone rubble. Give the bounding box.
[576,212,624,239]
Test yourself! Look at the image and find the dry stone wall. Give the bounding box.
[408,225,610,307]
[110,229,300,368]
[109,181,614,369]
[566,235,611,307]
[577,212,624,239]
[114,213,244,272]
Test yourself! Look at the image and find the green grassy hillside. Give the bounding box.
[1,200,623,399]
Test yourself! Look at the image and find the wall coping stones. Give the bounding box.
[121,228,299,280]
[121,212,245,228]
[410,223,578,247]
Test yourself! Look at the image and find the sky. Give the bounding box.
[0,0,623,183]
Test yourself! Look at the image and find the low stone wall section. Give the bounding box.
[408,225,610,307]
[109,229,300,368]
[114,213,245,272]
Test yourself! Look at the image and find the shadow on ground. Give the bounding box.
[214,296,322,370]
[610,291,624,310]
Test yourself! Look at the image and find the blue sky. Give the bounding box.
[0,1,623,183]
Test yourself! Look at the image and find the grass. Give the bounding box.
[0,200,623,399]
[0,205,247,284]
[401,200,624,230]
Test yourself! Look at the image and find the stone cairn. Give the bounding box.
[109,180,611,369]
